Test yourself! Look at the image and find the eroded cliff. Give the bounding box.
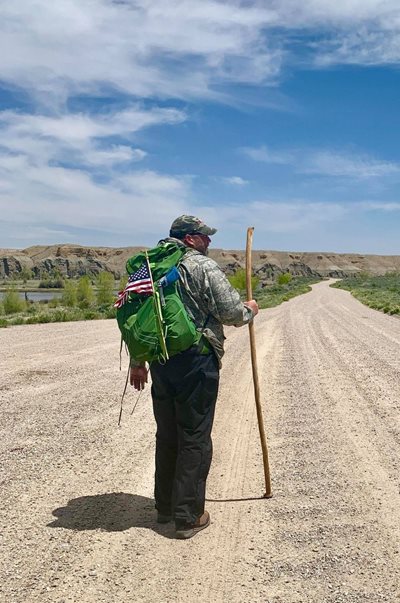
[1,244,399,280]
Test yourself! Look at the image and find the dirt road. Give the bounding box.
[1,280,399,603]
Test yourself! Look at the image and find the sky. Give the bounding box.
[1,1,400,254]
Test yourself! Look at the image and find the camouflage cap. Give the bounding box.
[169,215,217,237]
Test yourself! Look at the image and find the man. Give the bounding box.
[130,215,259,539]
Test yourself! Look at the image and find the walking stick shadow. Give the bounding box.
[206,496,267,503]
[47,492,172,537]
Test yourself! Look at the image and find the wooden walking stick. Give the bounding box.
[246,227,272,498]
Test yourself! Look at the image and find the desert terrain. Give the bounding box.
[1,280,399,602]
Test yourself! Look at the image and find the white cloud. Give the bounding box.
[197,196,400,250]
[0,104,192,246]
[270,0,399,26]
[314,28,400,66]
[241,145,295,165]
[0,106,185,152]
[242,145,400,179]
[222,176,249,186]
[0,157,191,246]
[301,150,400,178]
[1,1,400,107]
[359,201,400,211]
[0,1,282,104]
[0,105,184,173]
[82,146,147,167]
[212,199,347,234]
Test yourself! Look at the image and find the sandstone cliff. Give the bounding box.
[1,244,400,281]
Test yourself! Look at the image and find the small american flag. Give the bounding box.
[114,262,153,308]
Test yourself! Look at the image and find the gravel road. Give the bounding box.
[1,280,399,603]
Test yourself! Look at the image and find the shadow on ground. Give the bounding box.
[48,492,171,537]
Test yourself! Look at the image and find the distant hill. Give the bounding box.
[1,244,400,282]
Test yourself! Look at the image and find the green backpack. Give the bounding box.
[116,242,199,363]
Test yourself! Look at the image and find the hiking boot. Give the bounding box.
[175,511,210,539]
[157,512,172,524]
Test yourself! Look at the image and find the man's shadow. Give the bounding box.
[48,492,173,537]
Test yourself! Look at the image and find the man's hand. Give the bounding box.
[245,299,259,317]
[130,366,148,391]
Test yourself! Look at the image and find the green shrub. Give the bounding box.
[53,309,69,322]
[26,316,41,324]
[83,309,100,320]
[119,274,128,291]
[39,278,64,289]
[62,280,77,307]
[96,271,115,305]
[48,297,61,308]
[20,267,33,284]
[103,306,117,319]
[0,318,7,328]
[26,303,38,315]
[36,313,53,323]
[277,272,292,285]
[228,269,259,292]
[8,316,25,326]
[3,289,26,314]
[77,276,94,308]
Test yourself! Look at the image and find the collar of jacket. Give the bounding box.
[157,236,186,248]
[157,236,203,257]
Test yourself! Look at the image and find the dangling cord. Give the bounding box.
[130,389,143,415]
[118,363,130,427]
[119,336,123,371]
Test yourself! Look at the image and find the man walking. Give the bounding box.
[130,215,259,539]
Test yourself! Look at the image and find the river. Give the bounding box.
[0,291,63,302]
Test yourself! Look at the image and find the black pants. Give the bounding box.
[150,347,220,528]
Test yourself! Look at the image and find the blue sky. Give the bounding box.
[1,1,400,253]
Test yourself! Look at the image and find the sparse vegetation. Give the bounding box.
[256,276,321,308]
[0,273,118,327]
[331,273,400,315]
[227,268,321,308]
[0,303,117,327]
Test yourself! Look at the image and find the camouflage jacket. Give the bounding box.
[131,237,254,367]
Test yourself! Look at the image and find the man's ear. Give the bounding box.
[183,234,195,247]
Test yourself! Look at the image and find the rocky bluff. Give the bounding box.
[1,244,400,282]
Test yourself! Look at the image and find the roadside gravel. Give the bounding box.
[1,280,399,602]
